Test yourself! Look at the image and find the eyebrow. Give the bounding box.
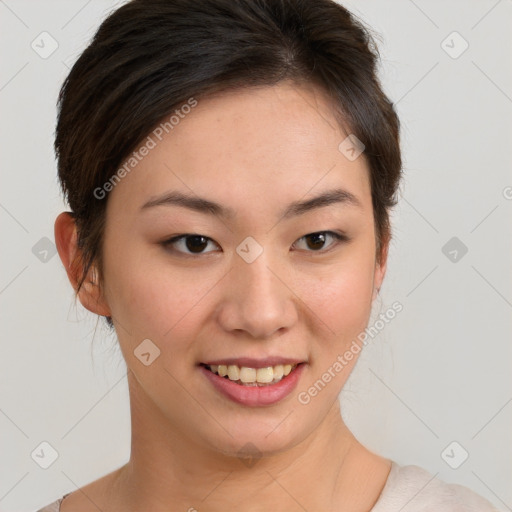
[140,187,362,220]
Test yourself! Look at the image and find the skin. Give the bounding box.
[55,80,392,511]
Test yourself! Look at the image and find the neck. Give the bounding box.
[111,370,389,511]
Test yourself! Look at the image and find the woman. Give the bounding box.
[37,0,498,510]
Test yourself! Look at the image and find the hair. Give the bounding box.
[55,0,402,330]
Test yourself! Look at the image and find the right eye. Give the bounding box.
[161,234,220,256]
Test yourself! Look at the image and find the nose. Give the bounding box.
[216,248,298,339]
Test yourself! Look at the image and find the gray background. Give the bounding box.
[1,0,511,510]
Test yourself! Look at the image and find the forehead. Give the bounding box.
[106,81,372,221]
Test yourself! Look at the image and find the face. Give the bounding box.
[78,81,386,457]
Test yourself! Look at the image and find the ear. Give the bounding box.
[54,212,111,317]
[372,233,390,301]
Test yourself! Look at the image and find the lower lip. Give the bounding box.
[199,364,305,407]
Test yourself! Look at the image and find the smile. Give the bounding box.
[199,362,306,406]
[203,363,298,386]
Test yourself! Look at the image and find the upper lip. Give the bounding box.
[201,357,305,368]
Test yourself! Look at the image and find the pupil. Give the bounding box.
[186,235,208,253]
[307,233,325,250]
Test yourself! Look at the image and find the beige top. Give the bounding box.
[35,461,500,511]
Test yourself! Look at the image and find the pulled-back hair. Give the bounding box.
[55,0,402,329]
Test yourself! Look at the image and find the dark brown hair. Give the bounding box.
[55,0,402,329]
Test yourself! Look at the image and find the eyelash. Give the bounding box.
[160,230,349,257]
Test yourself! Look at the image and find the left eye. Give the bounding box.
[162,234,219,255]
[161,230,347,256]
[292,231,347,252]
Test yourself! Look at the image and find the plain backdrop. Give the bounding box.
[1,0,511,510]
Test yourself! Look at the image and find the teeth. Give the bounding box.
[227,365,240,381]
[256,367,273,383]
[239,366,257,383]
[273,365,284,380]
[206,363,298,385]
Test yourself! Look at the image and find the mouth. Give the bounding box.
[200,362,300,387]
[199,360,306,406]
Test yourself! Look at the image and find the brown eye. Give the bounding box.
[293,231,347,252]
[162,234,219,255]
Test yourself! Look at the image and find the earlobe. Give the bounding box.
[54,212,111,317]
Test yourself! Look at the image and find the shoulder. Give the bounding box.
[35,493,70,512]
[371,461,500,511]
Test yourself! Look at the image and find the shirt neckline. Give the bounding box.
[56,462,402,511]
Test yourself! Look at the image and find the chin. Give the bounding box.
[196,414,310,461]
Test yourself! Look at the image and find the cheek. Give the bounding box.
[298,253,375,337]
[113,265,208,336]
[293,252,375,402]
[103,240,222,350]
